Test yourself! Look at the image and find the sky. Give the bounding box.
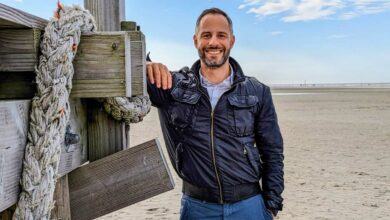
[1,0,390,84]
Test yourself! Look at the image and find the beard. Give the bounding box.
[198,46,230,69]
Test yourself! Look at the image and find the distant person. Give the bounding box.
[146,7,284,220]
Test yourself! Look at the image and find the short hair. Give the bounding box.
[195,7,233,34]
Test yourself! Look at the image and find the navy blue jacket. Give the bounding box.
[147,57,284,212]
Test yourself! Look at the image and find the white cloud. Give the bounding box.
[239,0,390,22]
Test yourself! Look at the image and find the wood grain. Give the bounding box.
[68,139,175,220]
[51,175,71,220]
[0,3,47,29]
[0,100,30,212]
[0,29,41,72]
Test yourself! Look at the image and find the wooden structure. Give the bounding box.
[0,1,174,219]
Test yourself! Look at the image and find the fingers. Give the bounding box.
[146,62,155,84]
[146,62,172,90]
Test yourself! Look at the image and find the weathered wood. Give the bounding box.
[58,99,88,177]
[0,99,88,212]
[0,100,30,212]
[0,29,41,72]
[0,31,147,98]
[72,32,131,98]
[68,139,175,220]
[0,3,47,29]
[0,72,35,99]
[0,205,15,220]
[51,175,71,220]
[84,0,124,32]
[84,0,127,165]
[86,99,125,161]
[121,23,147,96]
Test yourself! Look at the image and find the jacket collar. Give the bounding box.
[190,57,246,85]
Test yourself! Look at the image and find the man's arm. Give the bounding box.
[255,85,284,216]
[146,61,172,107]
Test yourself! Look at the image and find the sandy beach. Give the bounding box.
[98,88,390,220]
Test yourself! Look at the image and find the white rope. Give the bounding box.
[13,4,96,220]
[103,96,151,124]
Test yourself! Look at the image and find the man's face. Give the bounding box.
[193,14,235,69]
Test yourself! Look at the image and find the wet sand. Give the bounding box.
[98,88,390,220]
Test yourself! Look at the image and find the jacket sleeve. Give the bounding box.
[255,85,284,213]
[147,79,171,108]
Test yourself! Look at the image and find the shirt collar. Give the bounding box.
[199,64,234,87]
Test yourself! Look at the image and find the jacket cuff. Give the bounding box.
[265,199,283,213]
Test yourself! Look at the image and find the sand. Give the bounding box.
[97,88,390,220]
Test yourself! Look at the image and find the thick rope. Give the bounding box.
[13,4,96,220]
[103,96,151,125]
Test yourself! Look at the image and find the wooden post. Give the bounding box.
[84,0,127,162]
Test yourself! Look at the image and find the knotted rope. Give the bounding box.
[13,4,96,220]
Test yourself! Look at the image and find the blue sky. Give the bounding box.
[2,0,390,84]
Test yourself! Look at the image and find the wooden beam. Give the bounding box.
[51,175,71,220]
[122,22,147,96]
[0,99,88,212]
[68,139,175,220]
[0,30,147,98]
[72,32,131,98]
[0,29,41,72]
[0,100,30,213]
[0,3,47,29]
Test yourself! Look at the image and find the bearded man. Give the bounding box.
[146,7,284,220]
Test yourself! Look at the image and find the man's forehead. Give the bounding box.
[199,14,230,26]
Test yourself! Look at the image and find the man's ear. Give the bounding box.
[230,35,235,48]
[193,34,198,48]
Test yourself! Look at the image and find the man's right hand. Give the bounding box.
[146,62,172,90]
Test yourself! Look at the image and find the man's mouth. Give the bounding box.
[205,48,223,55]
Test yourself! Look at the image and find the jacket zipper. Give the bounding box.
[210,111,224,203]
[195,72,245,204]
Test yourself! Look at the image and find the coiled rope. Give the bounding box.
[13,3,150,219]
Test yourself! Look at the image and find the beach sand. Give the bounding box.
[98,88,390,220]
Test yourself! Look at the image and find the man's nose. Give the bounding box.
[208,35,218,46]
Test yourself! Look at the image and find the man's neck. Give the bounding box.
[200,60,231,84]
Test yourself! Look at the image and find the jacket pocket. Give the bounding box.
[227,95,258,136]
[243,143,261,177]
[169,87,201,129]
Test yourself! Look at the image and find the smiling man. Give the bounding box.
[146,8,284,220]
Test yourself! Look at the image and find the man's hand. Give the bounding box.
[146,62,172,90]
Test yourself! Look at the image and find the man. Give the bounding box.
[147,7,284,220]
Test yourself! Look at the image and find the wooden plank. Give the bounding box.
[58,99,88,177]
[0,3,47,29]
[84,0,123,32]
[0,100,30,212]
[72,32,128,98]
[0,29,41,72]
[0,31,145,98]
[0,72,35,99]
[68,139,175,220]
[86,99,124,162]
[51,175,71,220]
[0,205,15,220]
[0,99,88,212]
